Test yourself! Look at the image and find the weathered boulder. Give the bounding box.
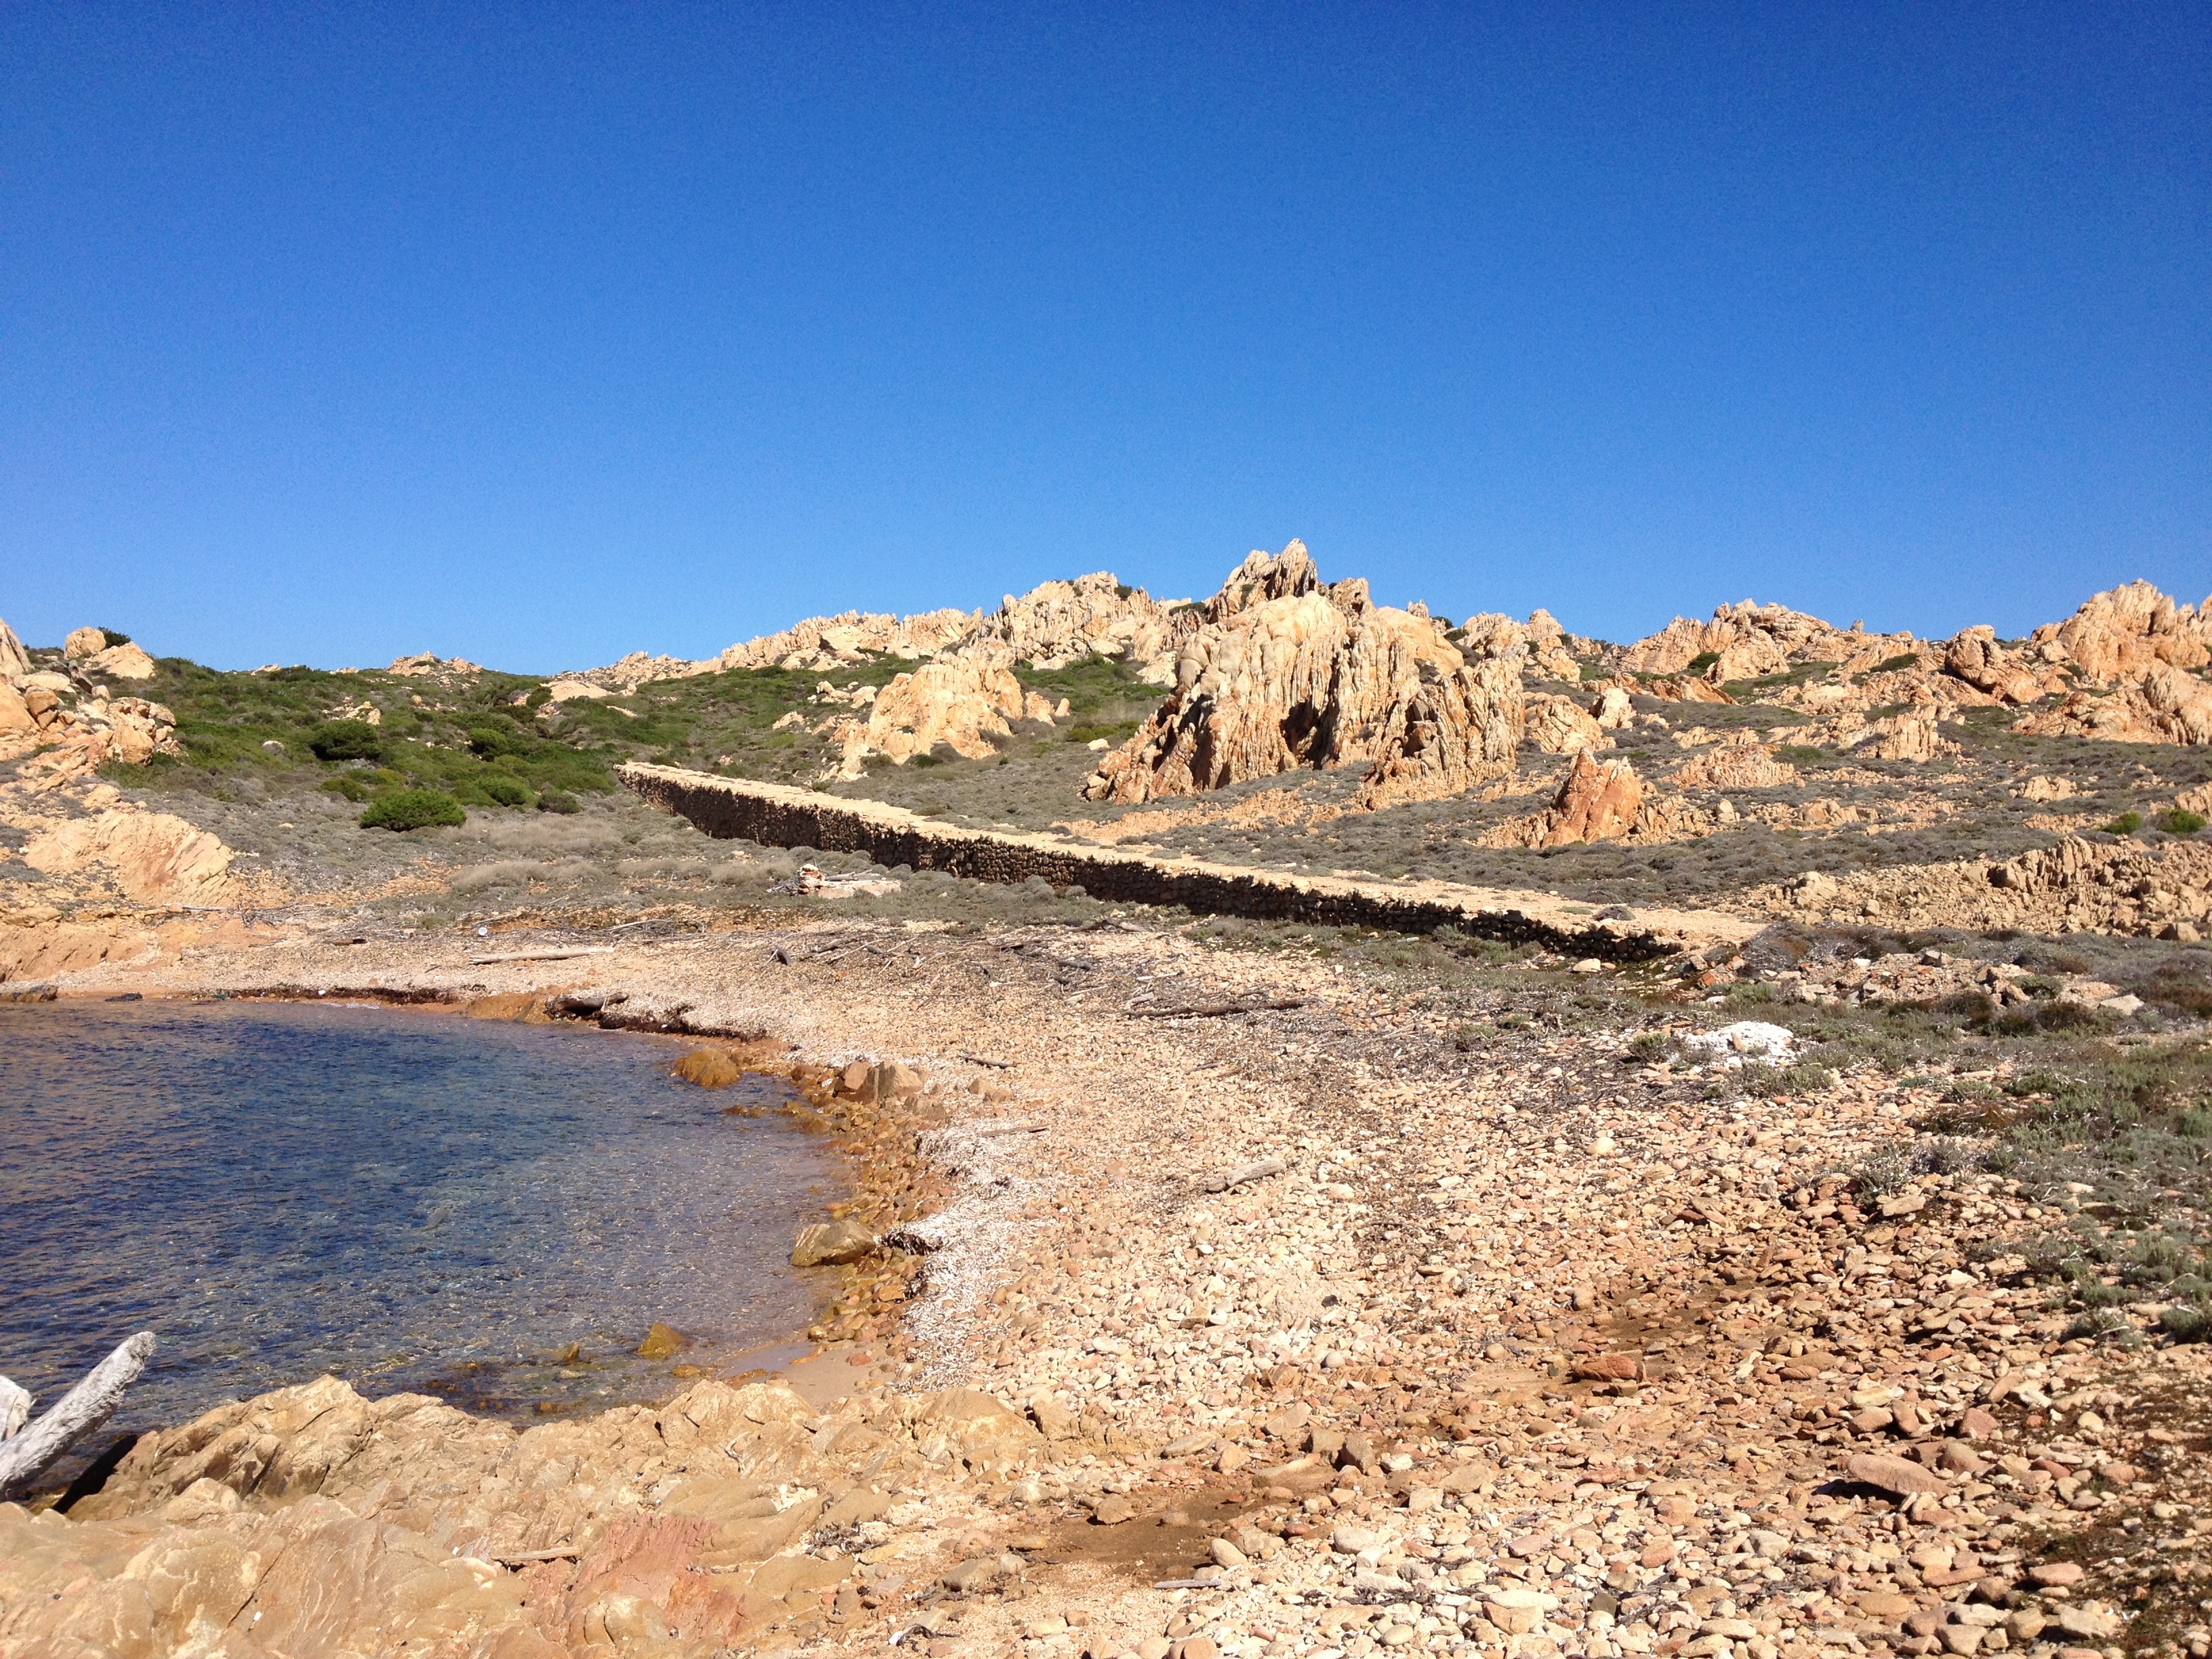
[1942,626,2044,704]
[790,1218,876,1267]
[1524,694,1610,755]
[63,625,108,660]
[0,680,34,737]
[0,615,28,680]
[826,653,1056,777]
[1589,685,1635,729]
[22,808,239,903]
[1543,752,1645,846]
[85,641,157,680]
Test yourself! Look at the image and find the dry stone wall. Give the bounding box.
[617,762,1710,960]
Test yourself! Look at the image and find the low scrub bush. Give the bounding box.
[308,720,385,762]
[360,789,466,831]
[2158,808,2205,835]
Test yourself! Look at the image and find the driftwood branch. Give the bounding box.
[1201,1158,1288,1194]
[0,1332,156,1500]
[1126,997,1310,1021]
[957,1052,1015,1069]
[468,946,618,966]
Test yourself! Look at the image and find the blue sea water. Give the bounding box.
[0,998,840,1449]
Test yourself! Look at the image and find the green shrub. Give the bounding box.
[1872,653,1920,674]
[1778,745,1824,764]
[1685,651,1721,675]
[319,775,373,803]
[2104,811,2143,835]
[359,790,466,831]
[536,790,580,815]
[478,775,532,807]
[2158,808,2206,835]
[467,724,524,758]
[98,628,131,648]
[308,720,385,762]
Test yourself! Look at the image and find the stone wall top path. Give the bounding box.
[618,762,1761,960]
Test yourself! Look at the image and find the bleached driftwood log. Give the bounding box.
[0,1332,157,1500]
[0,1378,30,1441]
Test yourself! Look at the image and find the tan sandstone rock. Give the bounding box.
[0,616,28,680]
[63,625,108,660]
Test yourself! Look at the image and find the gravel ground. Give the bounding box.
[20,914,2212,1659]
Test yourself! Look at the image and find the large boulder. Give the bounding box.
[1943,626,2044,704]
[22,808,239,903]
[85,641,158,680]
[62,625,108,660]
[0,616,28,680]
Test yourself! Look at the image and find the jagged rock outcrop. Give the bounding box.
[1450,610,1591,682]
[720,608,977,675]
[3,1372,1046,1659]
[1082,544,1523,806]
[1524,694,1610,755]
[1762,834,2212,938]
[824,655,1064,777]
[1483,753,1649,849]
[0,617,28,680]
[575,574,1196,691]
[1942,626,2046,704]
[1617,600,1916,682]
[2016,663,2212,746]
[386,652,484,678]
[2028,580,2212,681]
[1543,752,1643,844]
[1350,655,1524,810]
[966,571,1197,676]
[1812,708,1961,763]
[1673,744,1800,790]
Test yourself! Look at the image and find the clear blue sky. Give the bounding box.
[3,3,2205,672]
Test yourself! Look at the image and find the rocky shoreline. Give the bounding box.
[3,918,2209,1659]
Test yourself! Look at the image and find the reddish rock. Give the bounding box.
[1574,1354,1643,1382]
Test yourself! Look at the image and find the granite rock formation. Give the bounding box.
[1083,544,1523,806]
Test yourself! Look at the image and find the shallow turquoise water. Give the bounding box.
[0,998,839,1452]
